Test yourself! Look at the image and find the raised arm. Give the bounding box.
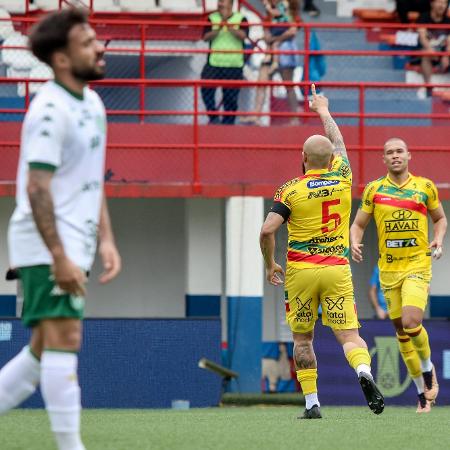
[27,168,86,295]
[309,84,347,158]
[260,212,285,286]
[350,209,372,263]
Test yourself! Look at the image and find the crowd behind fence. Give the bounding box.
[0,15,449,195]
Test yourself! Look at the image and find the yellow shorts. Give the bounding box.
[380,270,431,320]
[284,264,359,333]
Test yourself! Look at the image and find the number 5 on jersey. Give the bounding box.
[321,199,341,233]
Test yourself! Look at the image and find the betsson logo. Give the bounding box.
[307,179,340,189]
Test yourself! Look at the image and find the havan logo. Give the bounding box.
[385,209,418,233]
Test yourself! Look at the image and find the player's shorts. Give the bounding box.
[284,264,359,333]
[19,265,85,328]
[380,270,431,320]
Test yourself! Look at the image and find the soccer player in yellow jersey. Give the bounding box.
[351,137,447,413]
[260,85,384,419]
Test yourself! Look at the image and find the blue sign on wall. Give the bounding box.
[312,319,450,406]
[0,318,222,409]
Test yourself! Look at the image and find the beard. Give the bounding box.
[71,63,105,82]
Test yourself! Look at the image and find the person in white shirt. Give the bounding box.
[0,9,121,450]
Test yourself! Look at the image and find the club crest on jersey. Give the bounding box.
[307,179,340,189]
[411,193,421,204]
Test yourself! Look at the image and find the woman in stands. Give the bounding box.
[241,0,300,126]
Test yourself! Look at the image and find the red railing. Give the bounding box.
[0,17,449,197]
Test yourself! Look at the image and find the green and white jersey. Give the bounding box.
[8,81,107,271]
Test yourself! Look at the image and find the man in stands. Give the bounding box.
[351,138,447,412]
[0,9,121,450]
[260,84,384,419]
[200,0,248,125]
[417,0,450,98]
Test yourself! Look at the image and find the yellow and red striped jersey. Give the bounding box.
[360,173,440,272]
[272,155,351,269]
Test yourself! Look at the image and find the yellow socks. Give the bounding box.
[296,368,318,395]
[345,348,371,370]
[404,325,431,361]
[396,334,422,378]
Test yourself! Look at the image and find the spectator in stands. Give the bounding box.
[241,0,299,126]
[262,0,290,75]
[417,0,450,98]
[396,0,431,23]
[303,0,320,17]
[368,265,388,320]
[201,0,248,125]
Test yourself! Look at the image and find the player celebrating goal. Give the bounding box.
[260,84,384,419]
[351,138,447,413]
[0,9,121,450]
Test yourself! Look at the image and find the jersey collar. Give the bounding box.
[386,173,413,189]
[305,168,328,176]
[54,79,84,101]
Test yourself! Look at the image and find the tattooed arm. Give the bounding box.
[27,169,86,295]
[27,169,64,258]
[309,83,347,158]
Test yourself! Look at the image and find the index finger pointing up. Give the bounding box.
[311,83,316,97]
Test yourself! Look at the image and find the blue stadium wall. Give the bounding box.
[0,318,222,408]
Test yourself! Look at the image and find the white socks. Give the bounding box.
[0,346,40,414]
[421,358,433,373]
[305,392,320,409]
[355,364,372,377]
[412,375,425,394]
[41,351,85,450]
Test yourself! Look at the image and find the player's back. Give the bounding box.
[274,155,352,269]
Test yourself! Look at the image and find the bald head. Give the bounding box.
[303,135,334,169]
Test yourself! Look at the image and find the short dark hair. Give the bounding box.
[29,8,89,66]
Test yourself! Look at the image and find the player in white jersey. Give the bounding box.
[0,9,121,450]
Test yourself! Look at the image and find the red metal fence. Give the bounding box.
[0,17,449,197]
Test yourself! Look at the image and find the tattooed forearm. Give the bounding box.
[321,113,347,157]
[28,171,64,257]
[294,341,317,369]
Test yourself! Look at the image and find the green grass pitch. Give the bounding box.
[1,406,449,450]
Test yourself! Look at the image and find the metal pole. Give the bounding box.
[358,84,365,196]
[139,25,146,124]
[193,83,201,195]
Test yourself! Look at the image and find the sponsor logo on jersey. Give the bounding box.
[392,209,412,220]
[308,235,342,244]
[307,179,340,189]
[324,296,347,324]
[385,254,418,263]
[385,238,418,248]
[307,188,335,199]
[294,297,313,323]
[308,244,346,256]
[385,209,419,232]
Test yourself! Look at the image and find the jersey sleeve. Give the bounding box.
[359,182,376,214]
[331,154,352,181]
[424,179,440,211]
[271,183,294,222]
[24,102,66,169]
